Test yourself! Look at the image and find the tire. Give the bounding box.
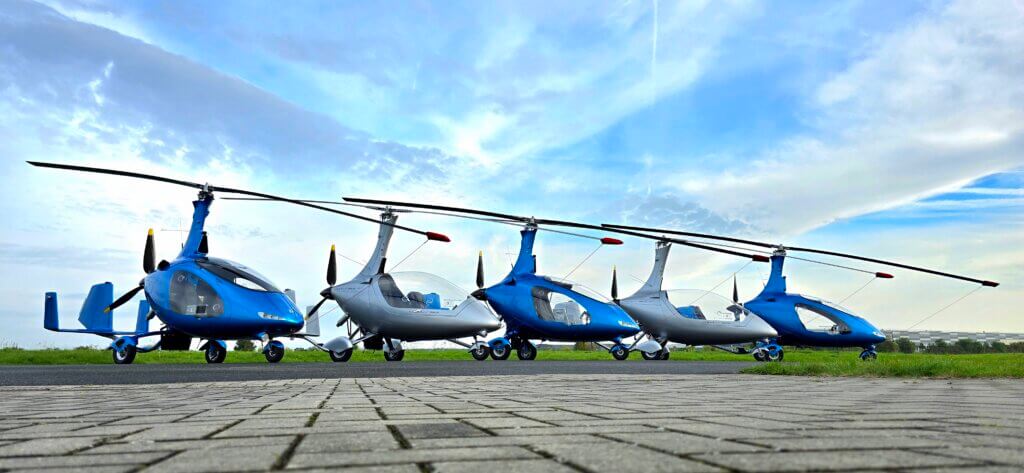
[205,343,226,364]
[641,349,660,361]
[860,350,877,361]
[384,350,405,361]
[766,348,783,362]
[329,349,352,362]
[264,344,285,363]
[753,349,767,362]
[516,342,537,361]
[113,345,137,365]
[470,345,490,361]
[611,345,629,361]
[660,349,670,360]
[490,343,511,360]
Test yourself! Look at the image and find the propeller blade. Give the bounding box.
[307,296,329,319]
[144,228,155,274]
[611,266,619,301]
[327,245,337,286]
[198,231,209,254]
[732,276,739,303]
[146,310,157,321]
[104,284,144,313]
[26,162,440,238]
[476,251,485,289]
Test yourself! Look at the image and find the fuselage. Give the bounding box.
[144,256,304,339]
[619,292,777,345]
[744,293,886,348]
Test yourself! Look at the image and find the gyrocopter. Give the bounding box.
[341,197,665,361]
[227,198,503,361]
[31,161,450,364]
[603,223,1000,362]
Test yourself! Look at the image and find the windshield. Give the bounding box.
[542,276,610,303]
[795,294,855,315]
[665,289,752,322]
[380,271,470,310]
[197,257,281,292]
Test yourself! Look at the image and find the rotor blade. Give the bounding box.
[143,228,155,274]
[27,162,444,239]
[476,251,485,289]
[343,197,527,222]
[104,284,144,313]
[603,222,997,287]
[601,226,769,262]
[327,245,337,286]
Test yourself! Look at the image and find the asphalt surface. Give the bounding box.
[0,360,754,386]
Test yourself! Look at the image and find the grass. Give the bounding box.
[2,348,1021,378]
[740,352,1024,378]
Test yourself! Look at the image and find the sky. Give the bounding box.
[1,0,1022,348]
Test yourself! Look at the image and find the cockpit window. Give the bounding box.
[795,303,851,334]
[666,290,751,322]
[169,270,224,317]
[197,257,280,293]
[531,286,590,325]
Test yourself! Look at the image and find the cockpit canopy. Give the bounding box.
[665,289,753,322]
[378,271,469,310]
[541,276,610,303]
[196,257,281,293]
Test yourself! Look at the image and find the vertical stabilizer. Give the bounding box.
[78,283,114,333]
[44,292,59,331]
[355,212,397,282]
[135,300,150,334]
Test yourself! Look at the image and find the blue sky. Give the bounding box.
[1,0,1022,347]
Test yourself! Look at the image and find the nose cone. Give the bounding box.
[462,298,503,333]
[747,314,778,339]
[284,310,305,331]
[612,308,641,337]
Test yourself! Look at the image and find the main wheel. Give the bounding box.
[641,349,661,361]
[113,345,137,365]
[264,344,285,363]
[753,348,767,362]
[205,343,226,364]
[329,349,352,362]
[384,349,405,361]
[470,345,490,361]
[611,344,629,361]
[516,341,537,361]
[490,343,511,360]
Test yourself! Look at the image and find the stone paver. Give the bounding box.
[0,374,1021,472]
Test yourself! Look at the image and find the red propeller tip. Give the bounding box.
[982,280,1000,287]
[752,254,771,263]
[426,231,451,243]
[875,272,894,279]
[600,237,624,245]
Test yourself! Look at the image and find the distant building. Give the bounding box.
[884,330,1024,346]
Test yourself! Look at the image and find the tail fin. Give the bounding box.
[78,283,114,333]
[44,292,59,331]
[304,304,321,337]
[135,300,151,335]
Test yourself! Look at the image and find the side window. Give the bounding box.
[170,271,224,317]
[795,304,849,334]
[532,286,589,325]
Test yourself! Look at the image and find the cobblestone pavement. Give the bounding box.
[0,374,1022,472]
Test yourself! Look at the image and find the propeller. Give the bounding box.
[104,228,156,313]
[307,245,338,318]
[602,223,998,287]
[733,275,739,303]
[476,251,484,289]
[611,266,619,301]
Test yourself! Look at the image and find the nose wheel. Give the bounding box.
[384,349,405,361]
[470,344,491,361]
[859,349,878,361]
[753,342,784,362]
[516,341,537,360]
[490,342,511,360]
[329,349,352,362]
[264,341,285,363]
[204,341,226,364]
[610,344,629,361]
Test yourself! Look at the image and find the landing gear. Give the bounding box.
[766,347,784,362]
[859,348,878,361]
[384,349,405,361]
[490,343,511,360]
[329,349,352,362]
[204,342,226,364]
[752,348,767,362]
[264,341,285,363]
[753,340,784,362]
[470,344,491,361]
[642,348,670,360]
[516,341,537,360]
[113,345,137,365]
[610,344,629,361]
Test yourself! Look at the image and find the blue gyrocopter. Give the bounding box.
[343,198,664,360]
[31,161,436,364]
[602,224,1000,361]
